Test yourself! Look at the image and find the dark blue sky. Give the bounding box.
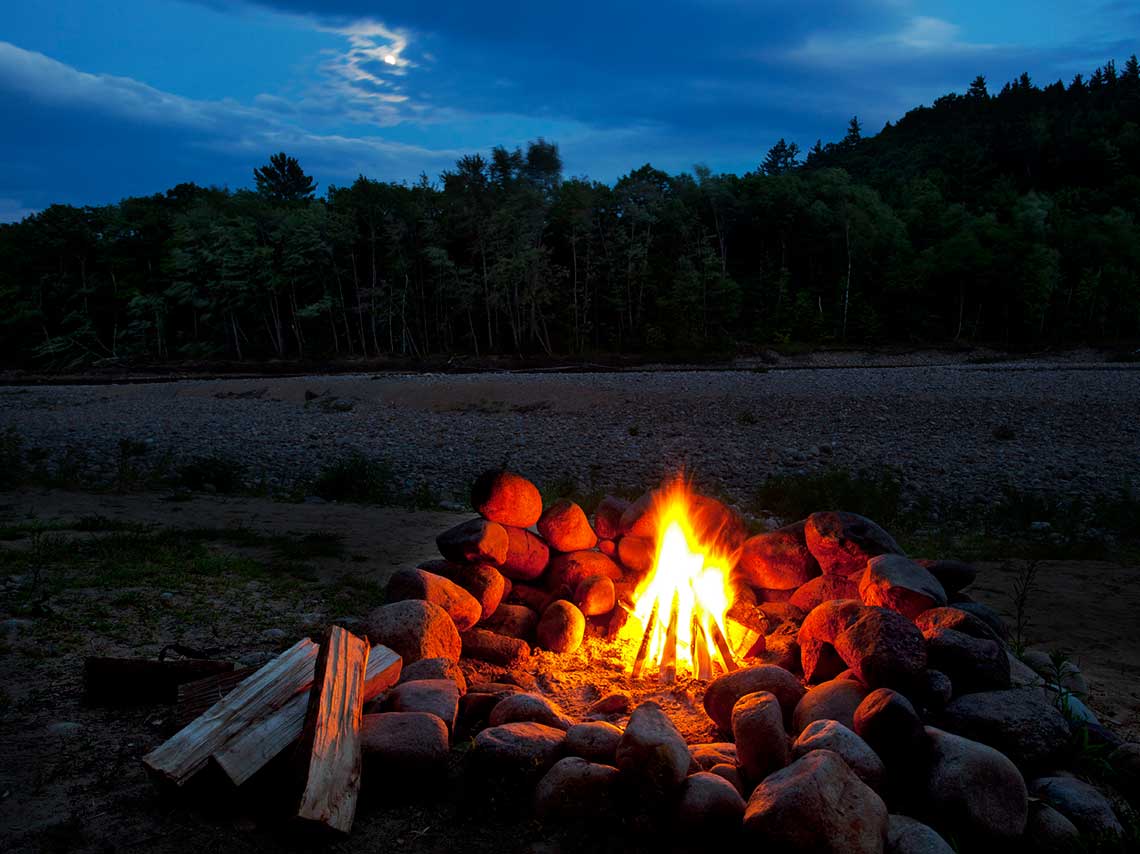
[1,1,1136,220]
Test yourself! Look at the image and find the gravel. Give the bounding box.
[2,361,1138,512]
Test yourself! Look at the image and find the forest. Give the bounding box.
[1,58,1139,367]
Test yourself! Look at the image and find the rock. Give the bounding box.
[574,574,616,616]
[593,495,630,540]
[1024,801,1082,854]
[677,771,746,833]
[538,500,597,552]
[536,600,586,653]
[452,563,506,620]
[616,535,654,576]
[471,722,566,779]
[385,678,460,734]
[471,469,542,528]
[506,582,554,614]
[437,517,509,565]
[758,601,805,625]
[366,600,461,664]
[565,721,623,763]
[709,762,745,796]
[833,607,927,692]
[1029,776,1123,839]
[939,688,1071,771]
[859,555,947,619]
[915,559,977,594]
[853,689,928,768]
[914,606,1005,647]
[361,712,450,772]
[546,551,622,592]
[703,665,806,732]
[755,586,796,602]
[743,749,889,853]
[950,602,1010,641]
[619,490,659,537]
[797,599,866,683]
[386,568,483,632]
[499,526,550,581]
[792,678,869,734]
[920,669,953,712]
[615,702,691,803]
[794,720,884,791]
[789,574,860,612]
[588,691,631,716]
[489,693,573,731]
[398,656,467,694]
[923,627,1010,695]
[1110,742,1140,802]
[805,511,904,577]
[917,727,1027,843]
[534,757,620,820]
[738,522,821,590]
[885,814,954,854]
[689,742,738,771]
[732,691,791,783]
[459,628,530,667]
[479,603,538,640]
[756,633,801,673]
[46,721,82,738]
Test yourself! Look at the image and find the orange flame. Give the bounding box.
[624,481,737,680]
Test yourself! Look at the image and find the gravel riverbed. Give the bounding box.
[2,361,1138,510]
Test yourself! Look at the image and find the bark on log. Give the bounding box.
[213,645,400,786]
[295,626,370,834]
[142,639,318,786]
[85,657,234,706]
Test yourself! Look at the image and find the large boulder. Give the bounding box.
[738,522,821,590]
[1029,776,1124,840]
[833,607,927,692]
[397,656,466,694]
[564,721,623,764]
[1024,801,1083,854]
[592,495,631,540]
[536,600,586,653]
[916,727,1027,843]
[859,555,947,619]
[677,771,746,833]
[914,606,1005,647]
[923,627,1010,695]
[365,600,461,664]
[385,678,460,734]
[805,511,904,577]
[471,722,566,779]
[386,568,483,632]
[615,702,691,803]
[703,665,806,732]
[574,574,616,617]
[798,599,865,683]
[794,720,885,792]
[743,749,889,853]
[616,536,654,576]
[546,550,622,592]
[792,678,869,734]
[885,814,954,854]
[854,689,928,770]
[732,691,791,784]
[789,574,860,612]
[451,563,506,621]
[499,526,550,581]
[939,688,1071,771]
[688,742,738,771]
[479,603,538,640]
[914,559,977,594]
[437,517,509,565]
[951,601,1010,642]
[1110,741,1140,803]
[538,500,598,552]
[471,469,543,528]
[489,692,574,731]
[534,757,621,820]
[361,712,450,773]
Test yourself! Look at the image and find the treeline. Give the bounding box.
[2,58,1139,367]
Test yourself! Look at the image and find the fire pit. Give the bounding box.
[140,468,1137,850]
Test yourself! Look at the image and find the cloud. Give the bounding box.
[0,197,37,224]
[783,16,996,68]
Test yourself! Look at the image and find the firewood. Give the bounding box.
[213,645,400,786]
[84,656,234,706]
[175,667,256,730]
[295,626,370,834]
[143,639,319,786]
[630,599,660,680]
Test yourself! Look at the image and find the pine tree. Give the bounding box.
[1125,55,1140,83]
[968,75,988,99]
[254,153,317,202]
[762,138,800,175]
[844,116,862,145]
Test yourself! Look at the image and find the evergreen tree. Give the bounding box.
[254,153,317,202]
[968,75,988,99]
[762,138,800,175]
[844,116,862,146]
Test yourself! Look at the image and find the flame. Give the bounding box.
[624,482,736,680]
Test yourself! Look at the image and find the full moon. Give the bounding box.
[383,54,397,65]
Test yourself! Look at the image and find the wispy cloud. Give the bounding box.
[784,16,996,68]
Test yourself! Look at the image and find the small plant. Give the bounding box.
[1007,559,1041,656]
[752,467,904,527]
[628,424,641,437]
[736,409,758,426]
[311,452,395,504]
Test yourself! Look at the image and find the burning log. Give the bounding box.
[630,599,660,680]
[660,592,680,684]
[708,620,739,673]
[295,626,370,834]
[692,615,713,681]
[213,645,400,786]
[143,639,319,786]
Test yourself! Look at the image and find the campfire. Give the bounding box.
[124,467,1130,850]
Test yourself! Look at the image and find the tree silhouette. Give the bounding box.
[254,153,316,202]
[844,116,862,146]
[762,138,800,175]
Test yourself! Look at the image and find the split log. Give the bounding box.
[295,626,370,834]
[175,667,256,730]
[143,639,318,786]
[459,628,530,667]
[213,645,400,786]
[85,656,234,706]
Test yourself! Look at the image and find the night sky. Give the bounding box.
[2,0,1136,220]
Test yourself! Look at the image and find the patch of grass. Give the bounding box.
[751,467,906,527]
[627,424,641,437]
[312,452,396,504]
[736,409,758,426]
[174,454,247,494]
[270,530,346,560]
[0,427,27,488]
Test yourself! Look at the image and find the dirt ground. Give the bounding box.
[1,489,1138,853]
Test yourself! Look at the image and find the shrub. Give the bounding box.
[311,453,395,504]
